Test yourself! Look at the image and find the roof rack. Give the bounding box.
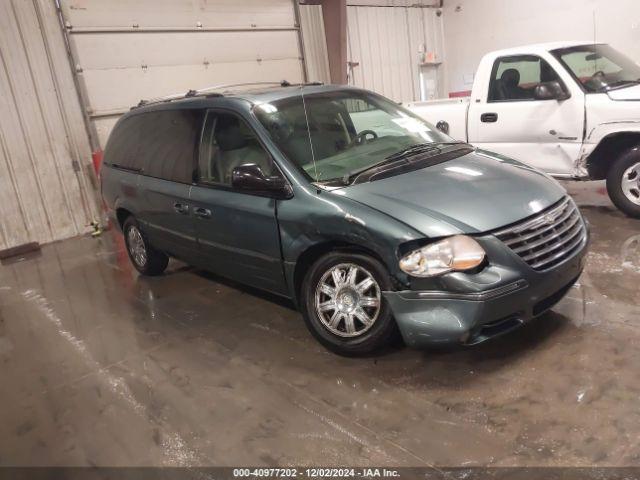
[133,80,323,109]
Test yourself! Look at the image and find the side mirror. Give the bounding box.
[534,81,571,101]
[231,164,292,199]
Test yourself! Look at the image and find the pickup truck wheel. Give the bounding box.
[300,252,398,356]
[123,217,169,276]
[606,148,640,218]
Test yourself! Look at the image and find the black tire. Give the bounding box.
[606,147,640,218]
[300,252,398,356]
[123,216,169,276]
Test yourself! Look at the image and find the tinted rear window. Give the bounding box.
[140,109,204,183]
[103,115,145,171]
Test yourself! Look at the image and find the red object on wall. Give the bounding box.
[449,90,472,98]
[92,149,103,176]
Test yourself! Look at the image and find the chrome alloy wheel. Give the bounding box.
[314,263,381,337]
[621,162,640,206]
[127,226,147,267]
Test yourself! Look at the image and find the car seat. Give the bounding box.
[499,68,524,100]
[213,121,273,184]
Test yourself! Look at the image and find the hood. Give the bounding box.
[337,150,565,237]
[607,84,640,101]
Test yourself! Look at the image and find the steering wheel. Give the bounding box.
[584,70,607,90]
[349,130,378,147]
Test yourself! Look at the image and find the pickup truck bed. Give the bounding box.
[405,97,469,141]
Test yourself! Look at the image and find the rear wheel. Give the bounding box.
[606,148,640,218]
[300,252,398,356]
[123,216,169,275]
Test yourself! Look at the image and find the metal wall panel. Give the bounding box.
[299,4,331,84]
[0,0,98,250]
[59,0,307,148]
[346,5,444,102]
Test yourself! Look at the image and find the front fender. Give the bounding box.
[587,121,640,144]
[277,185,424,297]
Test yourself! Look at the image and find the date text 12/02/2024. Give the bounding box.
[232,468,400,478]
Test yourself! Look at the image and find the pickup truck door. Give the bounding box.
[467,54,584,176]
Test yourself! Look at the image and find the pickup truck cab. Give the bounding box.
[407,41,640,218]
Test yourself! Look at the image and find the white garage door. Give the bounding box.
[59,0,309,148]
[0,0,98,251]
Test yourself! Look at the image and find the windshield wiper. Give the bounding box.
[341,141,466,184]
[383,141,465,161]
[112,163,143,173]
[383,142,442,162]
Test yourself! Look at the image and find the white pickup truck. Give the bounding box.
[407,41,640,218]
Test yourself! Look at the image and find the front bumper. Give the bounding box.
[384,232,589,348]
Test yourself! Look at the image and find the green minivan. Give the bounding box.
[101,84,589,355]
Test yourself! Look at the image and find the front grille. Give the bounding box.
[494,197,586,271]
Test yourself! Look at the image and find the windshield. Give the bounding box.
[552,44,640,93]
[253,89,452,183]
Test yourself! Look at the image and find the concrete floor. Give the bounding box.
[0,181,639,468]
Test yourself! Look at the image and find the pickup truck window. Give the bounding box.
[551,44,640,93]
[488,55,562,102]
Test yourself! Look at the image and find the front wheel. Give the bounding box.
[300,252,398,356]
[606,148,640,218]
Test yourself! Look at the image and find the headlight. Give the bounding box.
[399,235,486,277]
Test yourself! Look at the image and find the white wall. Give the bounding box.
[442,0,640,95]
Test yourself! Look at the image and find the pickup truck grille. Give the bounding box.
[494,197,586,271]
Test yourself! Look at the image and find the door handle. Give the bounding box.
[194,207,212,219]
[173,202,189,214]
[481,112,498,123]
